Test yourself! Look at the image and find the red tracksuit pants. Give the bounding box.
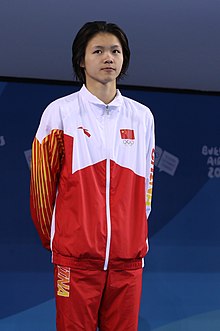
[54,265,143,331]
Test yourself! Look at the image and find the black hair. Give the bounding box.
[72,21,130,83]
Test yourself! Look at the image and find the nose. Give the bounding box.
[104,51,114,64]
[104,59,113,64]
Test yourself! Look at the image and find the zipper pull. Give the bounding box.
[106,105,109,115]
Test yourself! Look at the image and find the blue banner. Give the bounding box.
[0,80,219,330]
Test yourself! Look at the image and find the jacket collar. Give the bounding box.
[80,85,123,109]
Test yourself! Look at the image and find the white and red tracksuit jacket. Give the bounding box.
[30,85,155,270]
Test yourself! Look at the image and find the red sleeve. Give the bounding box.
[30,129,64,250]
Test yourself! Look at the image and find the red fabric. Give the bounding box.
[53,160,107,261]
[30,130,65,249]
[54,265,142,331]
[52,160,147,268]
[110,161,148,260]
[53,252,143,270]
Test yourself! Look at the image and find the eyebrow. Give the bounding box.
[92,45,122,49]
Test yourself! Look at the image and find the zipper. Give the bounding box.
[103,104,111,270]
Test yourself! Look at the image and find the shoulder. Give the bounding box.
[36,90,80,141]
[40,90,80,124]
[121,95,154,121]
[44,90,80,114]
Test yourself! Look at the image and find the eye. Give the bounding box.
[113,49,121,54]
[93,49,102,54]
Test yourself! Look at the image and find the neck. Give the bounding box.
[85,81,117,104]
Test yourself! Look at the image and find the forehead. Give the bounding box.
[86,32,122,48]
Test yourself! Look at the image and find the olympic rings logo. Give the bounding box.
[122,139,134,146]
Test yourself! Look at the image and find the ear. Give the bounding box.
[80,59,85,68]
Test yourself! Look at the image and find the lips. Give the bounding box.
[101,67,115,71]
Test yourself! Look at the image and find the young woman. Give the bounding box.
[30,21,155,331]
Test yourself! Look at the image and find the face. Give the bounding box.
[81,33,124,87]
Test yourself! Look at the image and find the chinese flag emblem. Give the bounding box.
[120,129,135,140]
